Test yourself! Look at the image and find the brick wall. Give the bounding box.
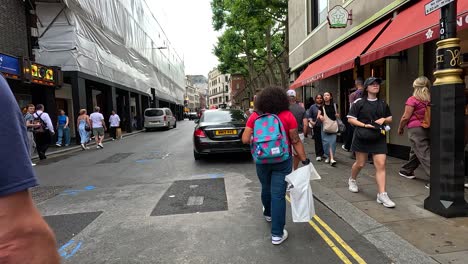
[0,0,29,57]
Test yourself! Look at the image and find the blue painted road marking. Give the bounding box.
[58,239,83,259]
[61,186,97,196]
[135,159,153,163]
[192,173,225,179]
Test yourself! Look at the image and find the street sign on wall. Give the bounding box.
[0,53,21,77]
[425,0,454,15]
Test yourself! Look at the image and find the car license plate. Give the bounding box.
[151,121,160,124]
[215,130,237,136]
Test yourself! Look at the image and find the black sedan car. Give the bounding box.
[193,109,251,160]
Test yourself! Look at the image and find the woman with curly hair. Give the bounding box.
[242,86,309,245]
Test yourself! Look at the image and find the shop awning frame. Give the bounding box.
[290,19,391,90]
[360,0,468,65]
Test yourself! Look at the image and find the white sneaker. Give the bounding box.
[81,144,86,150]
[341,145,349,152]
[31,163,36,167]
[98,143,104,148]
[56,143,61,147]
[465,183,468,188]
[330,160,337,166]
[264,216,272,222]
[316,157,322,162]
[325,158,330,164]
[272,229,288,245]
[348,178,358,193]
[377,192,396,208]
[96,146,100,149]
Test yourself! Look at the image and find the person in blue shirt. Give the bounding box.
[56,109,70,147]
[0,74,59,263]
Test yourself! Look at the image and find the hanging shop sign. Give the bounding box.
[327,5,352,28]
[22,59,62,87]
[0,53,21,79]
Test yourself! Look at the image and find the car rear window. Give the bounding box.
[145,109,164,116]
[201,111,246,123]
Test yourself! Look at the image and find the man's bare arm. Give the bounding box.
[0,191,60,264]
[289,129,306,161]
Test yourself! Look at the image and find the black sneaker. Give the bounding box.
[399,171,416,179]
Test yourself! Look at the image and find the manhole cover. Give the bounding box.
[31,186,68,203]
[151,178,228,216]
[44,211,103,246]
[97,153,133,164]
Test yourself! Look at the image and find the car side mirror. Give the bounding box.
[194,119,199,124]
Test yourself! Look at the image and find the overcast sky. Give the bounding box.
[147,0,220,77]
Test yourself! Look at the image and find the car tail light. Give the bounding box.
[164,115,167,121]
[194,128,206,138]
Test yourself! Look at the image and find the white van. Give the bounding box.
[144,108,177,131]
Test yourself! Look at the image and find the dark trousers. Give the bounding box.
[344,124,354,150]
[35,132,51,160]
[313,125,324,157]
[110,126,117,139]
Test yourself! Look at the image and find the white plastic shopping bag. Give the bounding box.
[285,164,317,222]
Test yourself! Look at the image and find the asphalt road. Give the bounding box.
[33,120,391,264]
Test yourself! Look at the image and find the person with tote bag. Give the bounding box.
[317,92,340,166]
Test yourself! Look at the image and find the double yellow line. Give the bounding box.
[286,196,366,264]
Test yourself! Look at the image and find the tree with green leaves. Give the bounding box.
[211,0,288,104]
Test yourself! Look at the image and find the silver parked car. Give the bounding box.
[144,108,177,131]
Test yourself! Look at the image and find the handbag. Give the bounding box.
[354,100,386,141]
[334,104,346,133]
[414,100,431,128]
[322,105,338,134]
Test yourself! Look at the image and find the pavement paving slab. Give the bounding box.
[386,217,468,255]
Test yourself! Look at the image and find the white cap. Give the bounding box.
[287,90,296,97]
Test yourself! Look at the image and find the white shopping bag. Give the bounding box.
[285,164,316,222]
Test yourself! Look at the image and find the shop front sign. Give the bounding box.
[327,5,352,28]
[0,53,21,78]
[30,63,55,86]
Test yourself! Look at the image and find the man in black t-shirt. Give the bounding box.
[287,90,308,170]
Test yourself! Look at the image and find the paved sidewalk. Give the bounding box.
[32,130,144,161]
[304,138,468,264]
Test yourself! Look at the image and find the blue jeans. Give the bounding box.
[321,130,337,158]
[56,125,70,146]
[256,158,292,237]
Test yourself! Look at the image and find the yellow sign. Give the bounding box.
[250,101,254,107]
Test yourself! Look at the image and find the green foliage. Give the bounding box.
[211,0,287,84]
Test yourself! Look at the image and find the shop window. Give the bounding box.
[307,0,328,33]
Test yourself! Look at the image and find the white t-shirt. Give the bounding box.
[109,114,120,127]
[90,112,104,128]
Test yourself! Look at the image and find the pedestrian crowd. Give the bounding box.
[21,103,121,164]
[244,75,449,245]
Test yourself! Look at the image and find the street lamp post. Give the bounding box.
[424,0,468,217]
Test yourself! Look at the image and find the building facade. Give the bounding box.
[0,0,64,134]
[289,0,468,158]
[185,77,200,112]
[31,0,185,137]
[208,68,231,108]
[186,75,208,110]
[230,74,246,109]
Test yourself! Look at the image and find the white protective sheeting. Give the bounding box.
[34,0,185,104]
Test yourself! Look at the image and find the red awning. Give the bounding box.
[290,19,390,90]
[361,0,468,65]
